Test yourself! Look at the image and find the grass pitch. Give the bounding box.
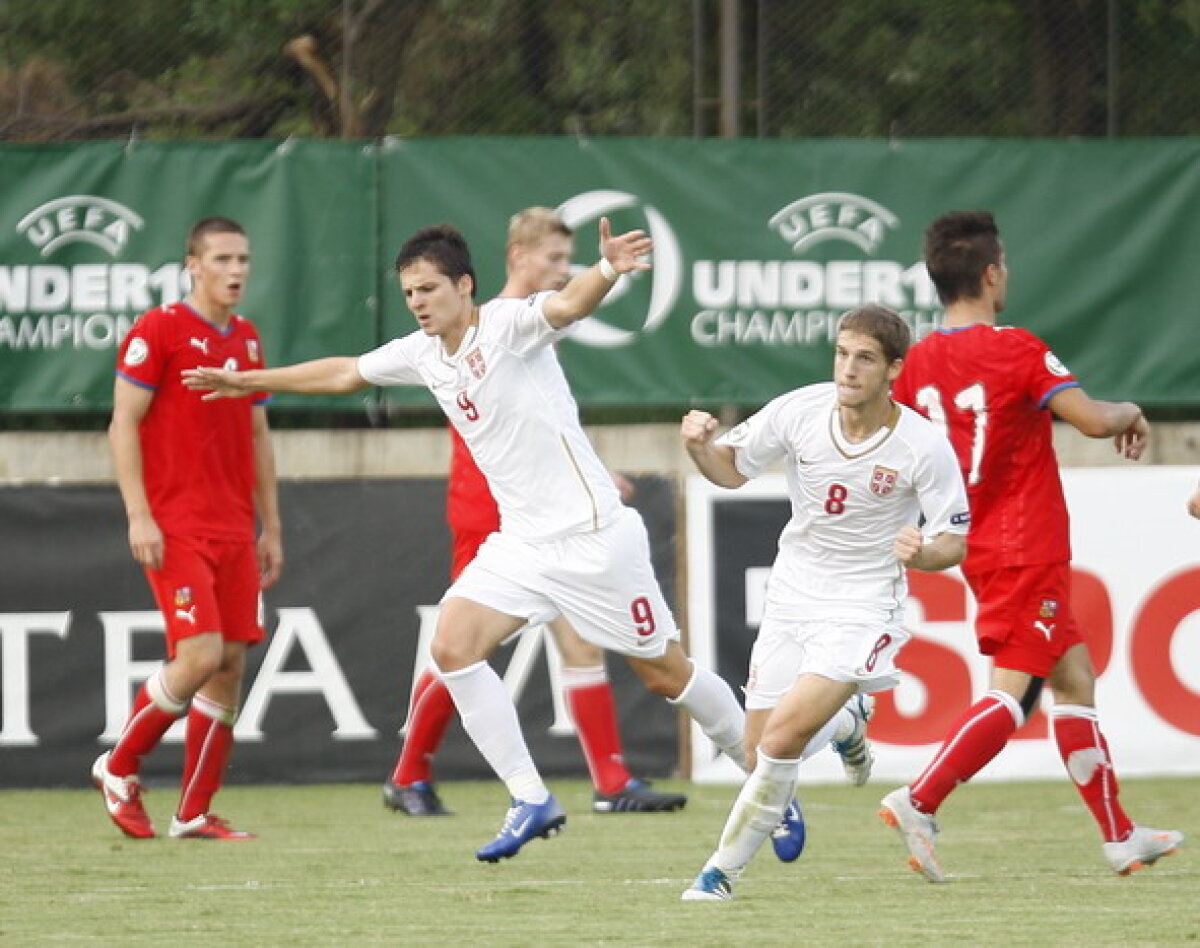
[0,776,1194,946]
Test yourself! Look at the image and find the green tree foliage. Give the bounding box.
[0,0,1197,141]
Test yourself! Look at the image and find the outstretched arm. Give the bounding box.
[1047,386,1148,460]
[542,217,653,328]
[681,410,747,488]
[183,356,368,400]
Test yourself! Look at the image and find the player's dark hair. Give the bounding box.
[186,217,246,257]
[395,224,477,298]
[838,304,910,364]
[923,210,1002,305]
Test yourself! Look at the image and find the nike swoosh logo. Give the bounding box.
[510,816,534,837]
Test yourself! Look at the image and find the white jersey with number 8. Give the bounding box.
[718,381,969,625]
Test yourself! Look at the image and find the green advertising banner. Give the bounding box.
[0,140,378,411]
[378,137,1200,410]
[3,138,1199,412]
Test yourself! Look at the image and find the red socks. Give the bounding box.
[177,694,236,822]
[908,693,1134,843]
[566,679,632,796]
[108,670,187,777]
[391,669,456,786]
[1051,705,1133,842]
[910,691,1021,814]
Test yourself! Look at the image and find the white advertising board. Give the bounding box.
[686,467,1200,784]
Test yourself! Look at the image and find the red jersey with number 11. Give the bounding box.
[891,323,1079,572]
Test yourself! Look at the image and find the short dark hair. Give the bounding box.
[838,304,910,363]
[186,217,245,257]
[394,224,477,298]
[923,210,1002,305]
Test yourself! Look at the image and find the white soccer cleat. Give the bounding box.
[832,693,875,786]
[879,787,945,883]
[1103,825,1183,876]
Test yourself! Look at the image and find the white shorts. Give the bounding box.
[444,506,680,659]
[744,614,909,711]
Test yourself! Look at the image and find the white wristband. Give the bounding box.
[598,257,618,282]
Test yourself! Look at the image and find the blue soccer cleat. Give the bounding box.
[681,865,734,902]
[476,795,567,862]
[771,797,807,862]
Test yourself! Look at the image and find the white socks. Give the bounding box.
[669,662,748,770]
[711,751,800,873]
[439,661,548,804]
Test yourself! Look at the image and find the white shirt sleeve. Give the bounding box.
[492,292,564,355]
[912,424,971,537]
[357,335,423,387]
[716,395,792,479]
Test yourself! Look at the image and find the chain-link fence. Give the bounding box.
[1,0,1198,142]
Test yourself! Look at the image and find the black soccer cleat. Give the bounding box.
[592,778,687,813]
[382,780,453,816]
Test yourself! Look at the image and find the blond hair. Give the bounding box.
[507,206,572,250]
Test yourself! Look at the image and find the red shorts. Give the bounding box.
[450,528,492,581]
[962,561,1084,678]
[144,535,264,659]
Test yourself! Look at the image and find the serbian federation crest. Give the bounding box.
[465,347,487,380]
[869,465,898,496]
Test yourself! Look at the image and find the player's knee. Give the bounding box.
[629,647,692,698]
[758,731,805,760]
[429,635,485,673]
[172,643,222,687]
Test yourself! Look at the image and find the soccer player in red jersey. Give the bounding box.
[94,217,282,841]
[382,208,686,816]
[880,210,1182,879]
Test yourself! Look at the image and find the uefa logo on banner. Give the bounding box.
[16,195,144,258]
[2,194,187,359]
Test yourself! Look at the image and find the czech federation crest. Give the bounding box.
[869,465,898,496]
[466,347,487,380]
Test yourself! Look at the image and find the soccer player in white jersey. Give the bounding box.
[678,304,971,901]
[184,218,766,862]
